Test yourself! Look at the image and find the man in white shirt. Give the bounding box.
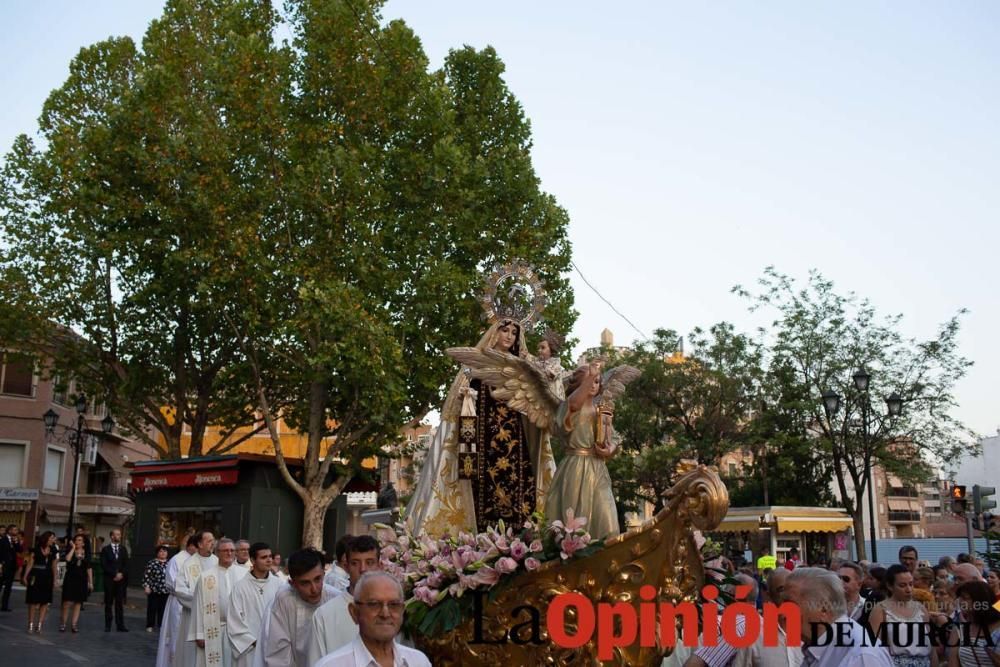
[235,540,253,570]
[229,542,285,667]
[188,538,247,666]
[783,568,893,667]
[315,571,431,667]
[308,535,381,665]
[257,548,337,666]
[174,531,219,667]
[324,534,352,594]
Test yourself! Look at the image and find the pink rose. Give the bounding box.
[529,539,543,553]
[509,539,528,560]
[495,557,518,575]
[524,557,541,571]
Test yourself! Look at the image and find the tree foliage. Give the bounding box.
[734,267,975,557]
[0,0,575,546]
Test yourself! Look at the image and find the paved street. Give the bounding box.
[0,585,158,666]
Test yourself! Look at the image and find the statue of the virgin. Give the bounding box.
[406,263,556,537]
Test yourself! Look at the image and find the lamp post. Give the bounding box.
[820,371,903,562]
[43,397,115,541]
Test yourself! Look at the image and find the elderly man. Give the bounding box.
[175,532,219,667]
[235,540,252,570]
[308,535,381,665]
[784,568,893,667]
[314,572,430,667]
[188,538,247,666]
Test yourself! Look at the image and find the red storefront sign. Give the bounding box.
[131,458,240,490]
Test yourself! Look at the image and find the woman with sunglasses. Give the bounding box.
[869,564,938,667]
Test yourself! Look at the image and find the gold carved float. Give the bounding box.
[414,463,729,666]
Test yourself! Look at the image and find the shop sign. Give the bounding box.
[134,469,239,490]
[0,488,40,500]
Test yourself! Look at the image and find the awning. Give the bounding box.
[97,450,129,475]
[776,517,854,533]
[131,457,239,491]
[714,520,763,533]
[888,498,918,511]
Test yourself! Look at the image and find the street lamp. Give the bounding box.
[820,369,902,563]
[43,396,115,541]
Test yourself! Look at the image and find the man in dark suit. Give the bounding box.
[0,525,22,611]
[101,528,129,631]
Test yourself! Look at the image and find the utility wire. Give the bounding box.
[572,261,649,341]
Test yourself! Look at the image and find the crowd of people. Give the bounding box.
[0,524,131,634]
[677,545,1000,667]
[151,530,430,667]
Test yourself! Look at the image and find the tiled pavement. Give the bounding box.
[0,585,158,666]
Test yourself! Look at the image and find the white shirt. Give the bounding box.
[314,636,431,667]
[800,616,893,667]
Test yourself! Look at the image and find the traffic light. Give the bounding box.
[951,485,967,514]
[982,512,996,533]
[973,485,997,515]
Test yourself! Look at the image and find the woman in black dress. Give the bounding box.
[59,534,92,632]
[23,531,57,634]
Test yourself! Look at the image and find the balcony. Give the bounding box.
[888,511,921,524]
[886,486,919,498]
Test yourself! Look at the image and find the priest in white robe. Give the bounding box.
[155,535,198,667]
[174,531,218,667]
[229,542,285,667]
[307,535,382,665]
[235,540,252,571]
[189,538,248,667]
[255,548,337,667]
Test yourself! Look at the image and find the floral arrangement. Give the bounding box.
[375,508,602,637]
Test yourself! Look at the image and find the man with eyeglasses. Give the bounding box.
[837,561,875,633]
[314,571,430,667]
[308,535,382,665]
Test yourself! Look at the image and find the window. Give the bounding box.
[0,442,27,487]
[52,375,72,407]
[44,447,65,492]
[0,352,35,397]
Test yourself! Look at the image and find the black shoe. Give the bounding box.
[117,626,129,632]
[105,626,112,632]
[0,608,10,612]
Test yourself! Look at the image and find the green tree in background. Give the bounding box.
[735,267,975,558]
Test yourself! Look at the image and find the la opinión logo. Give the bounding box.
[468,584,997,660]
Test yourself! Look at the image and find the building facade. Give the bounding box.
[0,349,155,545]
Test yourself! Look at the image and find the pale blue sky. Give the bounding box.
[2,1,997,435]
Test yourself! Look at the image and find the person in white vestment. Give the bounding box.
[189,538,248,667]
[229,542,285,667]
[257,548,337,667]
[314,572,431,667]
[235,540,252,571]
[156,534,199,667]
[174,531,219,667]
[308,535,382,665]
[323,534,352,595]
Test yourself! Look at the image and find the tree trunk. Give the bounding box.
[301,490,335,550]
[851,509,867,560]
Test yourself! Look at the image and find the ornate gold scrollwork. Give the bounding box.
[414,464,729,665]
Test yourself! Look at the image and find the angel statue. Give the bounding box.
[445,348,639,541]
[405,263,557,537]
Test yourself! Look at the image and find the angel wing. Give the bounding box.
[446,347,562,429]
[597,365,641,408]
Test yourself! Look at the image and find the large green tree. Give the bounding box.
[735,267,975,557]
[1,0,575,547]
[0,0,284,457]
[207,0,575,546]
